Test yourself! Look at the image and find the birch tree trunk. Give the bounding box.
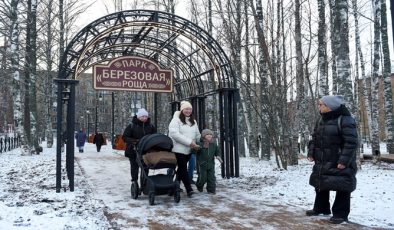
[380,0,394,154]
[25,0,39,153]
[43,0,56,148]
[31,0,38,149]
[302,1,314,155]
[293,0,304,165]
[243,0,253,157]
[252,0,271,161]
[371,0,381,157]
[329,0,339,93]
[207,0,219,133]
[351,0,371,143]
[281,0,293,163]
[24,0,32,151]
[351,0,365,165]
[318,0,328,97]
[10,0,30,155]
[335,0,354,113]
[232,0,254,156]
[59,0,64,57]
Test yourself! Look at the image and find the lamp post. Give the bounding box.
[95,93,98,134]
[86,110,90,138]
[80,115,83,130]
[98,92,115,146]
[111,92,114,146]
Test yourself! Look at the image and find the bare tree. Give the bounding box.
[23,0,39,153]
[292,0,304,165]
[351,0,371,144]
[0,3,15,134]
[370,0,381,157]
[250,0,272,161]
[241,0,252,157]
[9,0,30,155]
[335,0,354,113]
[317,0,328,97]
[380,0,393,154]
[37,0,57,148]
[328,0,338,93]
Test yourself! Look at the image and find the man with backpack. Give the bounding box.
[306,95,358,224]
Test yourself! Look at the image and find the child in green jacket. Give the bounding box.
[194,129,222,194]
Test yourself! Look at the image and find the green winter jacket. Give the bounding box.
[194,142,220,168]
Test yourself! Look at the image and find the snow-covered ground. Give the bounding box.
[0,142,393,229]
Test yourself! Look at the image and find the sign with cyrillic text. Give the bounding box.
[93,56,173,92]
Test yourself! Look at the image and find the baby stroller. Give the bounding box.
[132,133,181,205]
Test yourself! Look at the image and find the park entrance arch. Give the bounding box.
[55,10,239,192]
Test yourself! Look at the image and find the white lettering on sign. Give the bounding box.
[121,60,148,69]
[102,69,167,82]
[121,81,148,89]
[94,56,172,92]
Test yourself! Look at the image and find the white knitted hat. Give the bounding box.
[136,108,149,118]
[180,101,192,111]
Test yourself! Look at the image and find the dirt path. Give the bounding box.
[76,150,379,230]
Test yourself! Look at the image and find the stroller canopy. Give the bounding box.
[138,134,173,155]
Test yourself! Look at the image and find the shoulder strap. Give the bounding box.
[337,115,342,133]
[316,116,322,129]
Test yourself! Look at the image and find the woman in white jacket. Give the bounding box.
[168,101,201,197]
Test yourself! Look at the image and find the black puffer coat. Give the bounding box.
[123,116,157,158]
[308,105,358,192]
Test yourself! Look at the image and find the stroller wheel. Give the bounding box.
[131,182,139,199]
[149,192,155,205]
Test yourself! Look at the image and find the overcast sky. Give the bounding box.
[76,0,394,72]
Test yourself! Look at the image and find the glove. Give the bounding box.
[216,156,223,164]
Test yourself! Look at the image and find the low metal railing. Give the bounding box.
[0,136,21,153]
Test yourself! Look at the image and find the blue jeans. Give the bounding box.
[188,153,196,181]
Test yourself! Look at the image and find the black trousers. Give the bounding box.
[129,151,139,181]
[128,151,149,183]
[174,153,193,193]
[313,190,351,219]
[96,144,102,152]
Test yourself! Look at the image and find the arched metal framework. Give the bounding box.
[55,10,239,192]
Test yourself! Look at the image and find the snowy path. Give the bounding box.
[76,144,377,230]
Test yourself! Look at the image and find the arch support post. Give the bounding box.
[190,97,206,130]
[54,79,79,192]
[219,89,239,178]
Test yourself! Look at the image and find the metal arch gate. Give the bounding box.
[55,10,239,192]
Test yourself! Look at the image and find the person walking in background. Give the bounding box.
[194,129,222,194]
[93,130,105,152]
[75,128,87,153]
[168,101,201,198]
[306,95,358,224]
[123,108,157,193]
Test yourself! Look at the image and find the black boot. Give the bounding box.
[329,216,348,224]
[306,209,331,216]
[187,190,194,198]
[131,181,139,199]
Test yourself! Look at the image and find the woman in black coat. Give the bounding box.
[123,108,156,191]
[306,95,358,224]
